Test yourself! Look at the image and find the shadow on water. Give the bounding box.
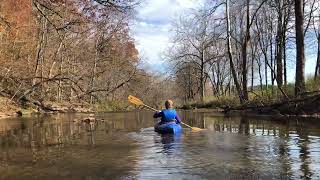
[0,111,319,179]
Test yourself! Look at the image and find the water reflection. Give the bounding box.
[0,112,319,179]
[159,133,182,155]
[191,113,320,179]
[0,113,155,180]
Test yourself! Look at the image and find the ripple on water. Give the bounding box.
[0,112,320,179]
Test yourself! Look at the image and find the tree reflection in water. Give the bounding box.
[0,114,144,180]
[198,113,320,179]
[0,112,319,179]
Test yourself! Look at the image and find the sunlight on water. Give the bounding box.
[0,111,320,179]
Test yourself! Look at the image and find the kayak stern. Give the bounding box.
[154,122,182,134]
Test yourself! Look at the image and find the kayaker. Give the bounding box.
[153,100,182,124]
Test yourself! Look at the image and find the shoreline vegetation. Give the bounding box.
[181,79,320,119]
[1,77,319,120]
[1,87,319,120]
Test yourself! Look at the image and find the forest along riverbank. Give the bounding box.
[223,93,320,118]
[181,93,320,118]
[2,93,320,120]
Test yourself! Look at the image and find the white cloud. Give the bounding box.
[135,34,169,64]
[131,0,205,72]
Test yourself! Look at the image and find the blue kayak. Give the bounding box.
[154,122,182,134]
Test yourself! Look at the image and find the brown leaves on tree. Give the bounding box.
[0,0,141,105]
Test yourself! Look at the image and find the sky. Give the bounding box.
[131,0,317,81]
[131,0,204,73]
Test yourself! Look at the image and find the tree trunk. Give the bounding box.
[54,40,63,100]
[270,38,274,95]
[33,17,46,86]
[188,66,193,100]
[276,32,283,88]
[217,61,221,96]
[226,0,243,104]
[294,0,306,96]
[241,0,250,101]
[283,34,287,86]
[276,1,283,88]
[200,51,205,102]
[264,49,268,93]
[57,56,63,101]
[256,57,263,94]
[251,55,254,92]
[315,36,320,79]
[90,38,99,104]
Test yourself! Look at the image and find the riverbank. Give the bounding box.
[0,97,25,119]
[0,96,94,119]
[0,95,132,119]
[2,92,320,120]
[181,93,320,118]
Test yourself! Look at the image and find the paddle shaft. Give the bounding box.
[181,122,192,129]
[141,104,158,111]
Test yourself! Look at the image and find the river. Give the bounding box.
[0,111,319,179]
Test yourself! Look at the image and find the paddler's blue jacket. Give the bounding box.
[153,109,182,124]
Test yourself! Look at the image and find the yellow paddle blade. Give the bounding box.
[191,127,204,132]
[128,95,145,106]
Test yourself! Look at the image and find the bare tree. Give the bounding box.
[226,0,243,103]
[294,0,306,96]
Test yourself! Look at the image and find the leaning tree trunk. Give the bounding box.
[294,0,306,96]
[226,0,243,104]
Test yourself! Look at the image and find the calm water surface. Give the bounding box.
[0,111,320,180]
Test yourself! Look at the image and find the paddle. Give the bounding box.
[128,95,203,132]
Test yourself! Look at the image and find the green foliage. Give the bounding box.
[181,96,240,109]
[282,83,295,98]
[305,76,320,92]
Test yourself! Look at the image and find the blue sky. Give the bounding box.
[131,0,317,82]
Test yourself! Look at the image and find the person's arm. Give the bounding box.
[153,111,162,118]
[175,114,182,124]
